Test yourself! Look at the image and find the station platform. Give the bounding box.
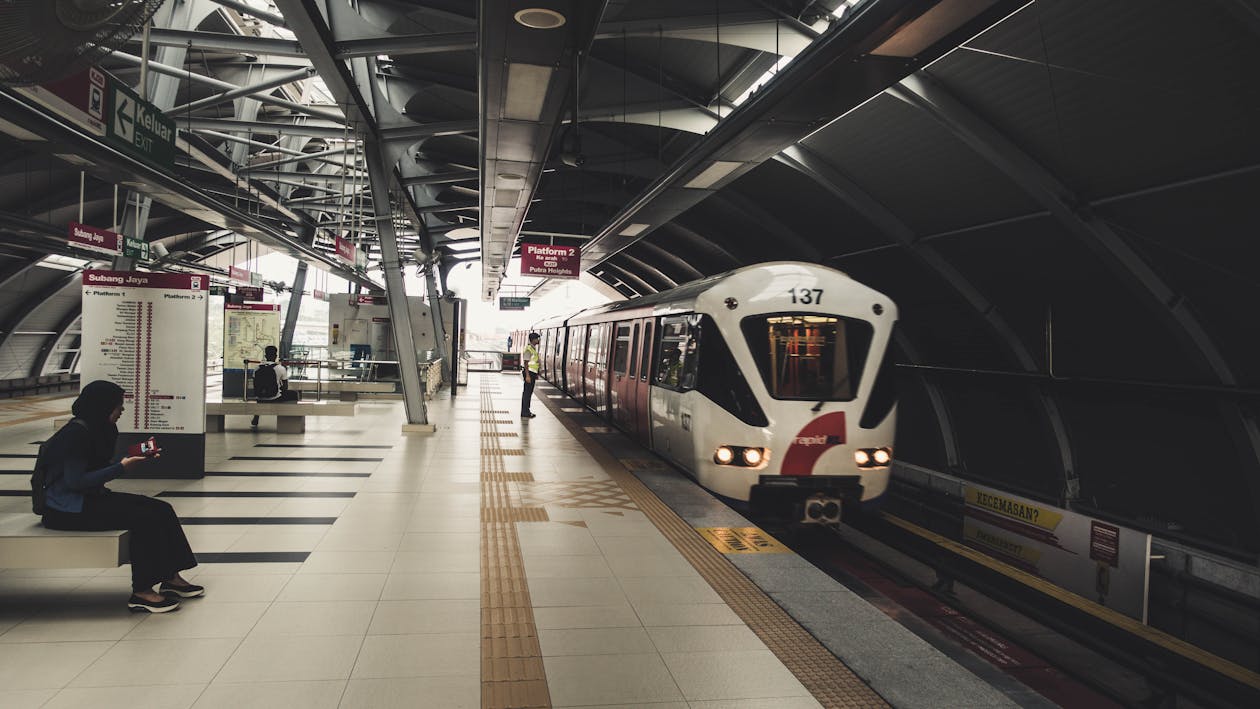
[0,374,1032,708]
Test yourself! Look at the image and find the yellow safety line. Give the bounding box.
[883,513,1260,689]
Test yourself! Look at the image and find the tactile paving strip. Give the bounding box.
[481,382,551,709]
[550,405,890,708]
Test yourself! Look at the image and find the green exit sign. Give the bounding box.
[499,297,530,310]
[105,78,176,169]
[123,236,150,260]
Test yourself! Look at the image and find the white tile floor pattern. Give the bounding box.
[0,374,823,708]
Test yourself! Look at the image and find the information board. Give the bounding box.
[80,270,208,478]
[224,303,281,368]
[962,483,1151,621]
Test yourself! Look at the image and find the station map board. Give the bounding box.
[80,270,208,477]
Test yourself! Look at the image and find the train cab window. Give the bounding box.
[741,314,873,401]
[695,316,768,427]
[628,324,640,378]
[613,325,631,375]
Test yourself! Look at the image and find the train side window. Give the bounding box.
[613,325,631,375]
[628,324,640,378]
[640,321,653,381]
[654,317,690,390]
[695,315,768,427]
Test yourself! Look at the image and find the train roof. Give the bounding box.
[556,261,851,326]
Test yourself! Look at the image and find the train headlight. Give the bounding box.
[854,449,871,466]
[714,446,767,467]
[742,447,763,466]
[873,448,891,465]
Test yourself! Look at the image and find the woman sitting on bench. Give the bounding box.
[40,380,203,613]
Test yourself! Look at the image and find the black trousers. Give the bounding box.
[521,371,537,415]
[43,492,197,592]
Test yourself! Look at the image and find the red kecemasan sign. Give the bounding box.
[520,242,579,279]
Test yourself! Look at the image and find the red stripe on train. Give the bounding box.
[781,411,846,476]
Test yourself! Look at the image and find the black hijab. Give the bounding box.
[70,380,125,465]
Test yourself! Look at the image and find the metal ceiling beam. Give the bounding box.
[184,118,349,139]
[213,0,288,27]
[167,67,316,115]
[0,89,377,289]
[140,27,304,57]
[400,171,478,186]
[336,32,477,59]
[479,0,609,300]
[380,120,479,145]
[779,144,1076,498]
[110,52,343,121]
[580,0,1024,270]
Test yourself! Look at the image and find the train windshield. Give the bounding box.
[741,314,873,401]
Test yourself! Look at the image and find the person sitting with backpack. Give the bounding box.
[36,380,202,613]
[251,345,298,428]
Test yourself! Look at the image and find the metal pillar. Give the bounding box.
[424,266,450,382]
[280,261,309,359]
[365,138,429,426]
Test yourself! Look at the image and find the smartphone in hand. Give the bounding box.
[128,437,160,458]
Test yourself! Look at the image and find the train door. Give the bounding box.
[567,325,586,398]
[598,323,613,416]
[610,324,632,429]
[634,318,653,445]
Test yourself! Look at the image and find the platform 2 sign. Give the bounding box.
[80,270,208,478]
[499,296,530,310]
[520,242,579,279]
[962,484,1151,622]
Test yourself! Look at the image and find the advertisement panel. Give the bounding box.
[80,270,208,477]
[520,242,579,279]
[962,483,1151,621]
[67,222,122,256]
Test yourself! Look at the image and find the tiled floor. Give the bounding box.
[0,374,827,708]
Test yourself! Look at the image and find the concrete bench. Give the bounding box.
[287,380,395,401]
[0,513,129,569]
[206,400,357,434]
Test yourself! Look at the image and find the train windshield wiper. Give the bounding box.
[811,400,825,412]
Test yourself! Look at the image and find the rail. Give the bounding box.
[238,356,446,400]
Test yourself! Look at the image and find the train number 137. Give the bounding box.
[788,287,824,305]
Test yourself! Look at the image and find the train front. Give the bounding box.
[694,263,898,524]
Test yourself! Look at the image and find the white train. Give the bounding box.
[527,261,898,523]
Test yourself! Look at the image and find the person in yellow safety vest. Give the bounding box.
[521,332,541,419]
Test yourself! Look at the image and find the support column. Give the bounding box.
[280,261,308,359]
[365,138,431,431]
[424,265,450,382]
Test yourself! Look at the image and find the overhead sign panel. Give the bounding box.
[67,222,121,256]
[499,297,530,310]
[336,236,356,264]
[105,79,176,169]
[521,242,579,279]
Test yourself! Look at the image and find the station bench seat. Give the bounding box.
[206,400,357,433]
[0,513,128,569]
[287,380,395,401]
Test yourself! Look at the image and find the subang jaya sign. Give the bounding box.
[520,242,579,279]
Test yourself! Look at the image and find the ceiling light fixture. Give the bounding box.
[514,8,566,29]
[503,63,552,121]
[618,223,650,237]
[683,161,742,190]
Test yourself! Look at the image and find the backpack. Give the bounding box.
[253,363,279,399]
[31,418,87,515]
